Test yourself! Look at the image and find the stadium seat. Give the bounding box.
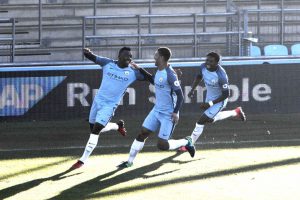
[264,44,288,56]
[250,46,261,56]
[291,44,300,56]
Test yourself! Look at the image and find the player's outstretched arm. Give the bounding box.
[83,48,113,66]
[188,74,202,98]
[131,62,154,84]
[83,48,97,62]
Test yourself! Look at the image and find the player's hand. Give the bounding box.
[174,69,182,79]
[188,90,195,98]
[83,48,92,55]
[171,113,179,124]
[200,103,210,110]
[130,62,140,69]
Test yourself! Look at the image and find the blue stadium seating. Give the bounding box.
[291,44,300,56]
[264,44,288,56]
[250,46,261,56]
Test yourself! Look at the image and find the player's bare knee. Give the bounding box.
[157,140,169,151]
[197,114,213,124]
[91,123,104,135]
[89,123,94,132]
[136,128,151,142]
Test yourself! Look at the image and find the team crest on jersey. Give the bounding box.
[124,71,130,75]
[159,77,163,82]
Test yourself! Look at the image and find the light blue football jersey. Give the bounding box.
[199,63,229,102]
[153,66,182,114]
[94,56,144,105]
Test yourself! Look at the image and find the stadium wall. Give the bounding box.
[1,62,299,121]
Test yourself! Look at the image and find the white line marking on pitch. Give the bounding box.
[1,139,300,152]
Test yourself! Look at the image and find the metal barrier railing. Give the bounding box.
[0,18,16,63]
[2,1,300,63]
[82,12,245,60]
[246,8,300,45]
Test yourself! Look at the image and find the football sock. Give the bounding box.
[168,139,189,150]
[191,123,204,144]
[100,122,119,133]
[213,110,237,122]
[128,139,145,163]
[79,133,99,163]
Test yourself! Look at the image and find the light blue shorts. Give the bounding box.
[204,99,228,119]
[89,100,116,126]
[142,109,176,140]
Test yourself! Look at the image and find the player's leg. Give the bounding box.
[88,101,126,135]
[71,103,113,169]
[76,122,104,166]
[213,100,246,122]
[189,113,212,145]
[87,100,98,132]
[214,107,246,122]
[188,100,229,148]
[157,113,196,157]
[99,120,127,136]
[129,127,153,163]
[89,123,94,132]
[118,128,154,168]
[118,110,159,168]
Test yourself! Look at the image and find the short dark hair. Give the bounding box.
[206,52,220,62]
[157,47,172,61]
[119,46,131,55]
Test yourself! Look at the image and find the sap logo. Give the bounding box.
[0,76,66,116]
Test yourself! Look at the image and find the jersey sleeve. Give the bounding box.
[217,67,229,91]
[167,67,184,113]
[95,56,113,67]
[167,68,182,91]
[133,68,146,81]
[198,63,205,78]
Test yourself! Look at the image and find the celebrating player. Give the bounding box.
[178,52,246,152]
[71,47,145,169]
[118,47,195,168]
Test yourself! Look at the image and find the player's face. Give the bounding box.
[205,56,218,69]
[118,50,132,67]
[154,51,162,66]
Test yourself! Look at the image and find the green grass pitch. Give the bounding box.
[1,146,300,200]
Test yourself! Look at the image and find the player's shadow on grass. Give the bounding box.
[0,168,81,200]
[0,157,73,181]
[48,152,199,200]
[90,156,300,198]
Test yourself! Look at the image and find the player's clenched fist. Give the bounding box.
[171,112,179,124]
[130,62,140,69]
[174,69,182,79]
[188,90,195,98]
[83,48,92,55]
[199,102,210,110]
